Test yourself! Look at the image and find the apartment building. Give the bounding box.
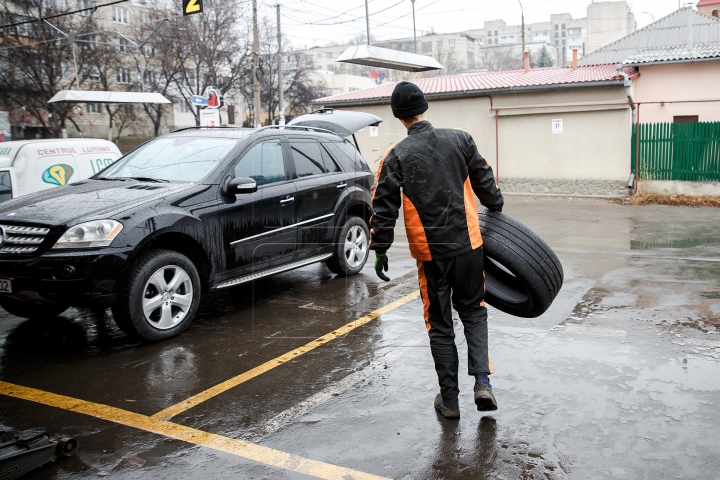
[464,0,636,66]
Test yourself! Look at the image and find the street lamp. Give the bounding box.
[411,0,417,54]
[643,11,655,22]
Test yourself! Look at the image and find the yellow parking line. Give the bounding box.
[152,291,420,421]
[0,381,390,480]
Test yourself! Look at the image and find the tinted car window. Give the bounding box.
[0,171,11,202]
[100,136,239,182]
[234,140,285,186]
[319,143,343,173]
[290,139,326,178]
[326,141,371,173]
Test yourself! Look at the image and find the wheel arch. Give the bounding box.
[126,231,212,292]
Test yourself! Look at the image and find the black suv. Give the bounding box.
[0,123,375,340]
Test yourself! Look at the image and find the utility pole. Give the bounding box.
[277,4,285,126]
[252,0,261,128]
[517,0,525,58]
[411,0,417,53]
[365,0,371,45]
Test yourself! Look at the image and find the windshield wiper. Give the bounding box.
[126,177,170,183]
[96,177,127,181]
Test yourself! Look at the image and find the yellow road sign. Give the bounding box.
[182,0,203,16]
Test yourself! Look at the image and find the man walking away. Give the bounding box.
[370,81,504,419]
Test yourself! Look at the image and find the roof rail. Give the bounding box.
[170,126,233,133]
[258,125,342,137]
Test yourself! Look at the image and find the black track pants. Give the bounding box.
[417,246,491,401]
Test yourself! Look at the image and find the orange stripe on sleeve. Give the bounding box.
[402,193,432,261]
[463,177,483,249]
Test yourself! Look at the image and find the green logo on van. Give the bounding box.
[42,164,74,186]
[0,147,11,156]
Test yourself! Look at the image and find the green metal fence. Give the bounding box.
[631,122,720,181]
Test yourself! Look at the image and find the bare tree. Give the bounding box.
[170,0,250,126]
[238,17,325,124]
[478,48,523,72]
[0,0,95,137]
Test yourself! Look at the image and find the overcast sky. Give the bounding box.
[265,0,692,49]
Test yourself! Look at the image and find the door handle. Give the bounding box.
[336,182,347,189]
[280,196,294,205]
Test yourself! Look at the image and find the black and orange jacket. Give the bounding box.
[370,121,503,261]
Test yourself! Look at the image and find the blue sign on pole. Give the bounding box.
[191,95,208,106]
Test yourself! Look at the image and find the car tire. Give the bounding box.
[479,209,564,318]
[326,215,370,276]
[0,297,68,319]
[112,249,201,342]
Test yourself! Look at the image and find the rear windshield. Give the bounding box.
[0,171,11,202]
[99,136,239,182]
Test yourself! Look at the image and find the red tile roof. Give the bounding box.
[314,65,636,105]
[697,0,720,6]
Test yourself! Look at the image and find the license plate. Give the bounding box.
[0,278,12,293]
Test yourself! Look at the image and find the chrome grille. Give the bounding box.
[0,224,51,254]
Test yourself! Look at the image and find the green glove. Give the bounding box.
[374,253,390,282]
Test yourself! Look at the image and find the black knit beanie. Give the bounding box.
[390,81,428,119]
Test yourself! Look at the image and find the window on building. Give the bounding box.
[113,6,129,24]
[555,24,558,30]
[140,12,152,26]
[114,37,132,53]
[562,31,566,37]
[555,40,559,46]
[494,30,498,35]
[85,65,100,82]
[326,52,332,58]
[437,40,443,48]
[562,39,566,46]
[142,69,157,85]
[178,101,191,113]
[77,0,95,16]
[555,32,559,38]
[317,53,322,59]
[674,115,699,123]
[116,68,131,84]
[449,39,456,47]
[437,53,443,62]
[562,23,566,29]
[86,103,100,114]
[327,65,333,71]
[449,52,457,60]
[449,66,457,73]
[713,9,718,17]
[422,42,432,53]
[568,28,581,35]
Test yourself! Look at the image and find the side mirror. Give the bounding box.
[228,177,257,194]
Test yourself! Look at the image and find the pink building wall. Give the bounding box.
[630,61,720,124]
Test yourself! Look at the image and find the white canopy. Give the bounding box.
[336,45,444,72]
[48,90,171,104]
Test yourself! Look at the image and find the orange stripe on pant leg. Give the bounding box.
[417,260,432,333]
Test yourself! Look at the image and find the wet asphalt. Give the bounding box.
[1,196,720,479]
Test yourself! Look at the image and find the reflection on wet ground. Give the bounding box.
[1,197,720,479]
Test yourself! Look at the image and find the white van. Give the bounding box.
[0,139,122,202]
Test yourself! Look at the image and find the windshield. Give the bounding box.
[99,136,240,182]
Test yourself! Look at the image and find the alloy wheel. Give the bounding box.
[343,225,368,268]
[142,265,194,330]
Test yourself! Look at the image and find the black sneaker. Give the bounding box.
[434,393,460,419]
[474,383,498,411]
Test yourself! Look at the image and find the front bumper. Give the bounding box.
[0,246,133,307]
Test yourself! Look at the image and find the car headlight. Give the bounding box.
[52,220,123,249]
